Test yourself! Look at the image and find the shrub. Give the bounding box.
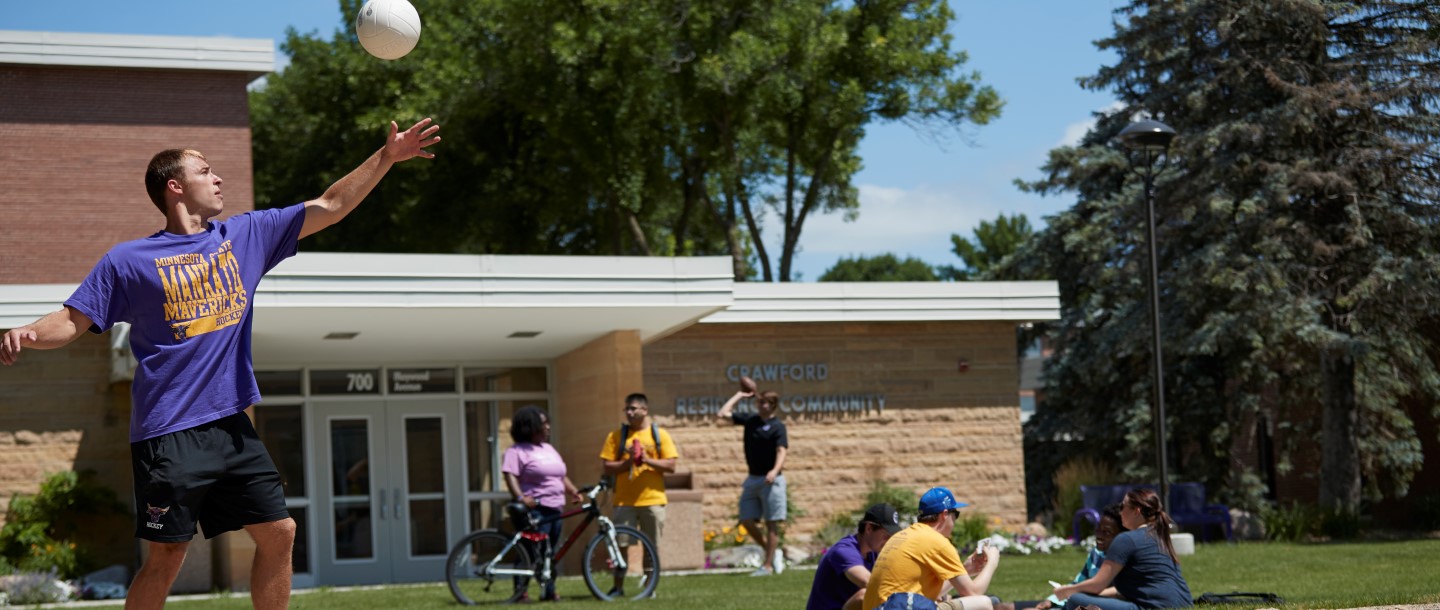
[703,524,754,551]
[1260,502,1322,542]
[812,513,858,551]
[1050,457,1115,539]
[1412,493,1440,531]
[1320,507,1362,540]
[0,470,126,579]
[864,480,919,520]
[949,510,994,553]
[811,480,919,555]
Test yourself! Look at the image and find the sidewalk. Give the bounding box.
[30,564,818,608]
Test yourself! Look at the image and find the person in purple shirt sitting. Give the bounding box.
[1,118,440,609]
[807,503,905,610]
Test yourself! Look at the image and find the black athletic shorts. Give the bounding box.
[131,411,289,542]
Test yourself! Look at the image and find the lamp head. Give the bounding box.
[1117,120,1177,152]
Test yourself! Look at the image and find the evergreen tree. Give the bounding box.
[1008,1,1440,513]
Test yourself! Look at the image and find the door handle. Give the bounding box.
[378,488,387,520]
[394,488,403,519]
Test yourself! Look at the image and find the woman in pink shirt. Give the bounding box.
[502,405,581,601]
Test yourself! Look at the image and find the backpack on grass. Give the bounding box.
[1195,592,1285,605]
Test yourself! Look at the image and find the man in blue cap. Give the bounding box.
[862,487,1000,610]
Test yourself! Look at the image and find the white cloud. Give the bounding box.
[1057,118,1095,148]
[769,183,1021,280]
[1055,101,1125,147]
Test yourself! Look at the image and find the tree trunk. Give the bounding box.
[625,208,653,256]
[779,122,797,282]
[706,189,749,282]
[674,154,702,256]
[1319,347,1361,513]
[738,181,772,281]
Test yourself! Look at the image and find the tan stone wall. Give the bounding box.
[0,331,133,513]
[642,321,1027,541]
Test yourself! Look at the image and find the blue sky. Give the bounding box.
[5,1,1123,281]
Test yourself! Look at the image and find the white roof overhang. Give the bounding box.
[1,253,1062,366]
[0,30,274,75]
[703,281,1061,323]
[1,253,735,366]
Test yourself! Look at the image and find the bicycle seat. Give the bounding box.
[506,502,540,531]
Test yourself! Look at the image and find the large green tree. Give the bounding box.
[819,253,938,281]
[250,0,1000,280]
[1008,1,1440,513]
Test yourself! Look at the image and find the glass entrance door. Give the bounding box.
[312,399,464,585]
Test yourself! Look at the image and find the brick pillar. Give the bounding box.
[551,330,644,575]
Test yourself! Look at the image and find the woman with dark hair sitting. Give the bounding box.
[501,405,582,602]
[1053,489,1192,610]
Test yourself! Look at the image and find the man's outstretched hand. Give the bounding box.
[0,328,37,366]
[383,117,441,163]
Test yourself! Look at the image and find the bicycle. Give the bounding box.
[445,481,661,604]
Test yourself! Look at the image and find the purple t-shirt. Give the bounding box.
[806,534,875,610]
[501,442,568,510]
[64,204,306,442]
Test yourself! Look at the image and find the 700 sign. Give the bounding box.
[346,372,375,392]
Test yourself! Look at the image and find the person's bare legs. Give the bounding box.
[741,518,771,569]
[125,541,189,610]
[764,520,783,571]
[245,518,296,610]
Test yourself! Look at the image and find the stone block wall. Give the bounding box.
[642,320,1027,541]
[0,331,133,516]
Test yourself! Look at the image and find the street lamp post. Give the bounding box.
[1118,119,1177,512]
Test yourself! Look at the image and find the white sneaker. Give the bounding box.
[748,566,773,577]
[773,549,785,574]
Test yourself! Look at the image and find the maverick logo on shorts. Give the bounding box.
[146,504,171,530]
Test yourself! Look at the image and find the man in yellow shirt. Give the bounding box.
[600,393,679,596]
[864,487,1000,610]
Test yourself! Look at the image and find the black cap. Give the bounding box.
[861,503,904,535]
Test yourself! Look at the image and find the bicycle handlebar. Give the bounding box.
[579,480,609,501]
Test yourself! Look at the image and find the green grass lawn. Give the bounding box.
[158,540,1440,609]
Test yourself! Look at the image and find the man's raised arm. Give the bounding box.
[717,390,752,422]
[300,118,441,239]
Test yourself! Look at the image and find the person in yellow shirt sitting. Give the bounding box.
[864,487,1000,610]
[599,392,680,597]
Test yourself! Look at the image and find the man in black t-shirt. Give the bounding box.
[718,388,789,576]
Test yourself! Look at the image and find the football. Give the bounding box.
[739,375,757,393]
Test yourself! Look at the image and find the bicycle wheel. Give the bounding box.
[446,530,533,605]
[581,525,661,601]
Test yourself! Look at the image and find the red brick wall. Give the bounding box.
[0,65,255,284]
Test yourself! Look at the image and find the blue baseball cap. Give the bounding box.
[918,487,969,516]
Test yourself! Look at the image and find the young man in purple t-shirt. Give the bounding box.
[1,118,440,609]
[807,503,904,610]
